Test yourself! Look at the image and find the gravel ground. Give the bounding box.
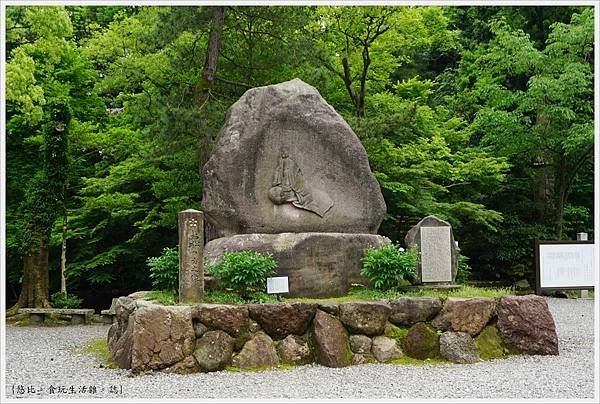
[4,297,597,400]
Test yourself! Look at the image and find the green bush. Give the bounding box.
[208,250,277,298]
[50,292,83,309]
[360,244,418,291]
[455,254,472,284]
[147,247,179,292]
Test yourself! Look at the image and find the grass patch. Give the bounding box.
[144,290,178,305]
[388,356,450,366]
[225,363,294,372]
[284,285,514,304]
[145,285,515,306]
[82,338,119,369]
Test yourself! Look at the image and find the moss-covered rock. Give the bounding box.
[402,322,440,360]
[475,326,508,360]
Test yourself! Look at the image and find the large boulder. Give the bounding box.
[130,304,196,372]
[402,322,440,360]
[339,301,391,336]
[431,298,496,336]
[388,297,442,326]
[371,336,403,363]
[205,233,389,297]
[248,303,316,339]
[232,331,280,369]
[194,330,235,372]
[202,78,386,241]
[497,295,559,355]
[439,331,479,364]
[311,310,352,367]
[191,304,249,337]
[107,296,138,368]
[276,335,312,365]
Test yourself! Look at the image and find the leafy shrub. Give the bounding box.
[208,250,277,298]
[455,254,472,284]
[147,247,179,292]
[50,292,82,309]
[360,244,418,291]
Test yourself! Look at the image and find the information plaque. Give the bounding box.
[267,276,289,294]
[534,239,595,295]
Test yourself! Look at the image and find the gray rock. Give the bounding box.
[206,233,389,297]
[130,304,196,372]
[232,331,279,369]
[404,215,459,283]
[439,332,479,364]
[276,335,312,365]
[202,78,386,241]
[193,321,208,338]
[349,335,372,354]
[388,297,442,326]
[316,301,339,315]
[371,336,403,363]
[339,301,391,336]
[194,330,235,372]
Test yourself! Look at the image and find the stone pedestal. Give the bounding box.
[205,232,390,297]
[178,209,204,303]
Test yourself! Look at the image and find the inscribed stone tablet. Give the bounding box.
[420,226,452,283]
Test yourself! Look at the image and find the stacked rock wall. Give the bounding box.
[107,295,559,374]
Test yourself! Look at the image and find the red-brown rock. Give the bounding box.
[191,304,249,337]
[248,303,316,339]
[311,310,352,368]
[431,298,496,336]
[497,295,558,355]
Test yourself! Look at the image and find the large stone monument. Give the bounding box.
[203,78,389,297]
[405,215,459,284]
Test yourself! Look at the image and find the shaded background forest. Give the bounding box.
[5,5,595,309]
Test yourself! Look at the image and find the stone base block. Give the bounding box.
[204,232,390,298]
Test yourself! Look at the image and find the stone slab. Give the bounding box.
[205,232,390,297]
[420,226,452,283]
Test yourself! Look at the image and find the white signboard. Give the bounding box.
[539,244,595,288]
[267,277,289,294]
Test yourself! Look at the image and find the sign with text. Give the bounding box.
[535,239,595,294]
[267,277,289,294]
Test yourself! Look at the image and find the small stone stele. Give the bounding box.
[178,209,204,303]
[405,215,459,284]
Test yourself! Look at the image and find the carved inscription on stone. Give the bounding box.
[420,226,452,283]
[178,210,204,303]
[268,149,333,217]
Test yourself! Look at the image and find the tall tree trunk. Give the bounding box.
[17,234,50,308]
[60,202,68,295]
[195,6,226,107]
[196,6,227,168]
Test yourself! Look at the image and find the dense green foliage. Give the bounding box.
[5,5,594,307]
[146,246,179,292]
[361,245,418,290]
[206,251,278,298]
[50,291,83,309]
